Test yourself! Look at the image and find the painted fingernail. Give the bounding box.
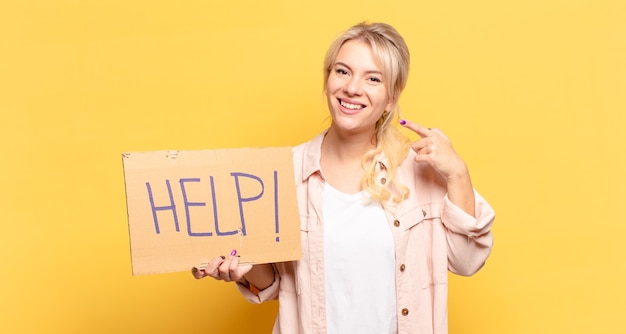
[192,267,198,274]
[230,249,237,256]
[399,119,406,125]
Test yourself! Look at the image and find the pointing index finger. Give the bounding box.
[400,119,432,138]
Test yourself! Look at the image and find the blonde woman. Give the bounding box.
[193,22,495,334]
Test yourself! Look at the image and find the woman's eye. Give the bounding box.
[335,68,348,75]
[368,76,382,83]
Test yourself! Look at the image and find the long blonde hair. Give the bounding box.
[323,22,412,206]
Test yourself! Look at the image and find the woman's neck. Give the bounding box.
[320,127,377,194]
[323,127,377,162]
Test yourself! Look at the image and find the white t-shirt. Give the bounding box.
[323,183,397,334]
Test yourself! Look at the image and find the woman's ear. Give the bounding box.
[385,97,396,114]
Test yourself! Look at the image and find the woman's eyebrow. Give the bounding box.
[334,61,383,76]
[334,62,351,70]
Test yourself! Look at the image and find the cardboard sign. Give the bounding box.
[122,147,301,276]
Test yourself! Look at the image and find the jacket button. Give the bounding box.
[380,177,386,185]
[400,264,406,271]
[401,308,409,316]
[393,220,400,227]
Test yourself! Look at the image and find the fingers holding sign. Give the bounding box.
[399,119,469,181]
[191,249,252,283]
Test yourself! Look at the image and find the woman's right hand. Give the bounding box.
[191,250,253,283]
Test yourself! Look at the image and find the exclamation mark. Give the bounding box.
[274,171,280,242]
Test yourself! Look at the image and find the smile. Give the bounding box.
[339,99,365,110]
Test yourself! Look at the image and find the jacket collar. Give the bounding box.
[299,130,390,181]
[300,131,326,181]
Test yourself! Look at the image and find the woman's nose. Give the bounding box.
[344,77,362,96]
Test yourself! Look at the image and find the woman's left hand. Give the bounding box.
[400,119,469,181]
[400,119,476,216]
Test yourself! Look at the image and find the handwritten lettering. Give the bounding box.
[146,180,179,234]
[180,178,212,236]
[144,171,280,241]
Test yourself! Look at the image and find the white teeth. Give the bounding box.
[340,100,364,110]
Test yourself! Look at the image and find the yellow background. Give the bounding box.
[1,0,624,333]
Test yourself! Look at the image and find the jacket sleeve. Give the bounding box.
[235,268,280,304]
[442,189,495,276]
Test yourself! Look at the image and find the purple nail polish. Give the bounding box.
[230,249,237,256]
[399,119,406,125]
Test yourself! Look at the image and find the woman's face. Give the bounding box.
[326,39,393,136]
